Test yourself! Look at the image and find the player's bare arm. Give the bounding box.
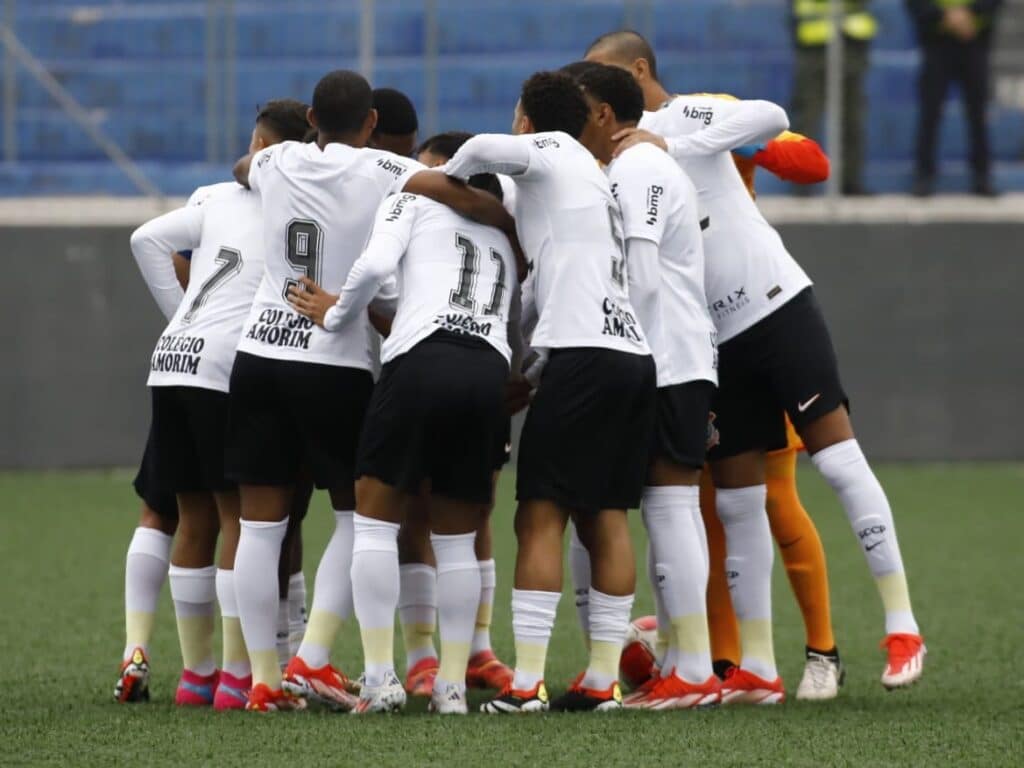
[402,170,528,280]
[232,153,254,188]
[286,276,338,329]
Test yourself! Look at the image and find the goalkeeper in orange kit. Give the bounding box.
[699,127,843,701]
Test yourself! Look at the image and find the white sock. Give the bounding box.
[276,598,290,668]
[215,568,250,679]
[471,559,497,656]
[431,533,480,691]
[297,510,355,668]
[169,564,217,677]
[124,527,172,660]
[351,514,400,687]
[812,439,919,634]
[399,564,438,670]
[642,486,713,684]
[583,589,634,690]
[567,523,592,638]
[511,589,560,690]
[646,541,670,669]
[716,486,777,681]
[235,518,288,687]
[691,504,709,577]
[288,571,308,650]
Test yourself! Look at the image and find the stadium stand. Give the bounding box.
[0,0,1021,195]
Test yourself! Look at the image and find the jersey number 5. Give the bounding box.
[182,247,242,324]
[449,232,507,315]
[283,219,323,301]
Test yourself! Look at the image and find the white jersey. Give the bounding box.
[131,183,264,392]
[609,142,717,387]
[237,140,425,369]
[445,131,649,356]
[324,194,515,365]
[640,95,811,343]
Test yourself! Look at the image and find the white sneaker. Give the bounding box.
[796,651,844,701]
[351,670,406,714]
[429,681,468,715]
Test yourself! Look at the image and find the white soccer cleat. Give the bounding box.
[351,670,406,714]
[880,633,926,690]
[796,651,845,701]
[429,681,468,715]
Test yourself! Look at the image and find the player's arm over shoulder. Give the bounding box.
[655,94,789,159]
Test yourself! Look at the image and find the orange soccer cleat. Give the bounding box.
[466,650,514,690]
[880,633,926,690]
[245,683,306,712]
[639,670,722,710]
[282,656,358,711]
[404,656,439,697]
[721,667,785,705]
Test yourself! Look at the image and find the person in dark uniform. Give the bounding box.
[907,0,1004,196]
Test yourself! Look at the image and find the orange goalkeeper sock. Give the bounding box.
[699,474,741,670]
[765,450,836,652]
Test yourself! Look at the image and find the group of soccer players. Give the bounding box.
[115,29,925,715]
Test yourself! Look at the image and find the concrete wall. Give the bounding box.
[2,221,1021,468]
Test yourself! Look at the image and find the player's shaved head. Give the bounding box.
[585,29,659,82]
[256,99,311,144]
[311,69,374,136]
[519,71,590,138]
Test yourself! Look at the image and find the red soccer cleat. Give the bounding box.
[880,633,926,690]
[466,650,514,690]
[721,667,785,705]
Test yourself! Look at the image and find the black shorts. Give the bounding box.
[356,331,509,505]
[708,287,848,461]
[226,352,374,489]
[652,380,716,469]
[493,413,512,471]
[517,347,657,511]
[132,437,179,520]
[134,386,235,499]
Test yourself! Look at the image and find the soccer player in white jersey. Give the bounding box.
[287,171,517,715]
[587,30,925,699]
[445,71,657,713]
[227,70,517,712]
[376,132,516,699]
[567,62,722,709]
[128,100,311,710]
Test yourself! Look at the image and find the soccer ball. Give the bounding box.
[619,615,658,690]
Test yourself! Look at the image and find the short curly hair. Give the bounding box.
[520,71,589,139]
[256,99,310,143]
[576,63,645,124]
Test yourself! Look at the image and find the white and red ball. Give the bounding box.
[619,615,658,690]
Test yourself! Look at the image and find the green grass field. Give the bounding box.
[1,463,1022,766]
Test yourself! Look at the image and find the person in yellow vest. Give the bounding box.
[790,0,878,195]
[907,1,1003,197]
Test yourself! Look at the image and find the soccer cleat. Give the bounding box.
[213,671,251,711]
[429,681,468,715]
[550,680,623,712]
[282,656,358,711]
[466,650,514,690]
[351,671,407,714]
[246,683,306,712]
[634,670,721,711]
[622,669,662,707]
[404,656,439,697]
[175,669,218,706]
[114,646,151,703]
[481,681,550,714]
[880,633,926,690]
[721,667,785,705]
[796,649,845,701]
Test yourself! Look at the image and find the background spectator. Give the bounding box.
[907,0,1004,196]
[790,0,878,195]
